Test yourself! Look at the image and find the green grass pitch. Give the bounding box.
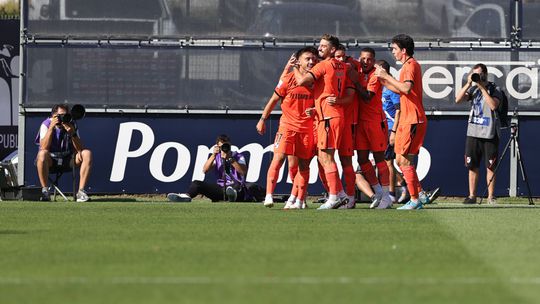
[1,197,540,304]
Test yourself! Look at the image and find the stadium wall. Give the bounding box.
[22,113,539,197]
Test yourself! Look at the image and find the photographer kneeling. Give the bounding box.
[456,64,503,205]
[35,104,93,202]
[167,134,264,202]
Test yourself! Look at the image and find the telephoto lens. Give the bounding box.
[220,142,231,153]
[471,73,480,82]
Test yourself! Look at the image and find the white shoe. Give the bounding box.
[289,201,302,209]
[167,193,192,202]
[264,196,274,208]
[301,201,308,209]
[377,193,393,209]
[317,199,338,210]
[76,190,90,202]
[283,200,294,209]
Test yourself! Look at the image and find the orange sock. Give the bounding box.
[266,160,282,195]
[360,162,379,186]
[376,161,390,186]
[295,170,310,200]
[342,165,355,196]
[324,163,342,195]
[400,165,419,199]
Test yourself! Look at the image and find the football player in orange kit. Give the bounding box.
[257,47,319,209]
[375,34,430,210]
[295,34,355,210]
[352,47,393,209]
[333,45,376,209]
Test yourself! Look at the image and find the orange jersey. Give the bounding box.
[342,60,360,125]
[399,57,426,124]
[358,68,385,122]
[274,72,315,133]
[309,58,347,120]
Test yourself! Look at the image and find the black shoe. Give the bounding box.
[462,196,477,204]
[428,187,441,204]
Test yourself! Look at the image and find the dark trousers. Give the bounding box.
[187,180,264,202]
[187,180,225,202]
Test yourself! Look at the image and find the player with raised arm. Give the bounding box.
[294,34,353,210]
[257,47,319,209]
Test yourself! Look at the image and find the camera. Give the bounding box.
[56,113,73,124]
[471,73,486,83]
[53,104,86,125]
[220,142,231,153]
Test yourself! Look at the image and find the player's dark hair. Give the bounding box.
[216,134,230,144]
[391,34,415,56]
[336,44,346,52]
[51,104,69,116]
[472,63,488,74]
[360,47,376,57]
[321,34,340,48]
[377,60,390,73]
[295,46,318,59]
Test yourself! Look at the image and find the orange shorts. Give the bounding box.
[338,123,355,156]
[317,117,344,151]
[355,120,388,152]
[395,122,427,155]
[273,128,314,159]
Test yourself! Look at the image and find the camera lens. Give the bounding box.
[471,73,480,82]
[220,142,231,153]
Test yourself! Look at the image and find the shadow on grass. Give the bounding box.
[0,230,28,235]
[90,198,138,203]
[424,204,538,210]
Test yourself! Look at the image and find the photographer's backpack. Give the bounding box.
[487,82,509,128]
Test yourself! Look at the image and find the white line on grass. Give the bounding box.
[1,276,540,285]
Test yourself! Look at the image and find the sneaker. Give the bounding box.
[40,188,50,202]
[76,189,90,202]
[487,197,497,205]
[419,191,430,205]
[167,193,192,202]
[339,195,357,209]
[317,197,346,210]
[264,196,274,208]
[316,197,328,204]
[427,187,441,204]
[339,201,356,209]
[397,187,410,204]
[336,196,348,209]
[462,196,477,205]
[289,201,302,210]
[377,193,393,209]
[225,186,237,202]
[397,200,423,210]
[283,200,295,210]
[301,201,308,209]
[369,193,382,209]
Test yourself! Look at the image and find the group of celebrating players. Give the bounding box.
[256,34,430,210]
